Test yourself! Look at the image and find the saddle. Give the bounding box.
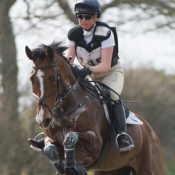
[92,82,130,120]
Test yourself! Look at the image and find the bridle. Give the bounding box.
[32,57,82,128]
[32,58,61,127]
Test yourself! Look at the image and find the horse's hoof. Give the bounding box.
[77,164,88,175]
[64,167,78,175]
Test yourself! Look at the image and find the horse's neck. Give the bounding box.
[56,56,86,109]
[56,56,76,91]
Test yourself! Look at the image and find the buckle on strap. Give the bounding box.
[115,132,134,152]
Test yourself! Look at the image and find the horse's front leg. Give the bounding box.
[44,136,65,175]
[64,132,87,175]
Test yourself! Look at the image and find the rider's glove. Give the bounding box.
[78,67,93,79]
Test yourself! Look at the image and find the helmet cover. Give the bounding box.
[75,0,101,18]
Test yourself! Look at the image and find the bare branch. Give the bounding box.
[56,0,77,24]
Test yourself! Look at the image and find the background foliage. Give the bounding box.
[0,0,175,174]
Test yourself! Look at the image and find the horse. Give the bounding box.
[25,41,163,175]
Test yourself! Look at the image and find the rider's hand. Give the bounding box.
[78,67,93,79]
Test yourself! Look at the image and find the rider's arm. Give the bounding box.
[65,39,76,64]
[91,46,114,74]
[91,31,115,74]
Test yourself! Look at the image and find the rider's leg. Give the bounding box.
[94,63,133,151]
[112,102,130,148]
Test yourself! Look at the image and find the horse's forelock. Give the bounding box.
[49,41,67,55]
[32,41,68,62]
[32,44,47,60]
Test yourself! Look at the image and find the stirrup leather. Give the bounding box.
[115,132,134,152]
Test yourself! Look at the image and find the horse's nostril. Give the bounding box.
[43,118,51,127]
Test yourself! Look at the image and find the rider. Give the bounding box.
[65,0,133,152]
[29,0,133,152]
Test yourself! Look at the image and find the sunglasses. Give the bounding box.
[77,14,94,20]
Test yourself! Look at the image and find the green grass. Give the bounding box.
[164,161,175,175]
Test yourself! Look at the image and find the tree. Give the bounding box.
[21,0,175,31]
[0,0,22,174]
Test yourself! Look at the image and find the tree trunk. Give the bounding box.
[0,0,21,175]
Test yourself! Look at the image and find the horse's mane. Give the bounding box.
[32,40,68,63]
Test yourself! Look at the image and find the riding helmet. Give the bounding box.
[74,0,101,18]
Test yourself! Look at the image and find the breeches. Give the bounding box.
[92,62,124,101]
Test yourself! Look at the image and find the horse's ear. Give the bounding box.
[45,46,54,60]
[25,46,35,60]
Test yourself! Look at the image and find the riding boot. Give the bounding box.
[112,102,134,152]
[28,138,45,149]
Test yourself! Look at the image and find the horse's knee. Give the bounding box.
[44,142,60,161]
[44,136,54,145]
[64,132,78,149]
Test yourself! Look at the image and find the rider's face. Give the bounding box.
[77,14,97,31]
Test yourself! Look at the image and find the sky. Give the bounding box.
[10,0,175,92]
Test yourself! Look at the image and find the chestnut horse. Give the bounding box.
[25,41,163,175]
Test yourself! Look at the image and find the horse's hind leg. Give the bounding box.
[44,137,65,175]
[134,134,163,175]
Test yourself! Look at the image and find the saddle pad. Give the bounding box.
[126,112,143,125]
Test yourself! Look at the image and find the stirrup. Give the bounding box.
[115,132,134,152]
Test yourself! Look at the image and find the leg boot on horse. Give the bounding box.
[64,132,88,175]
[112,102,134,152]
[44,142,65,175]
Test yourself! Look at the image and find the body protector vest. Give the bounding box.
[68,21,119,67]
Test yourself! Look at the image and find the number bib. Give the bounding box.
[76,46,101,67]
